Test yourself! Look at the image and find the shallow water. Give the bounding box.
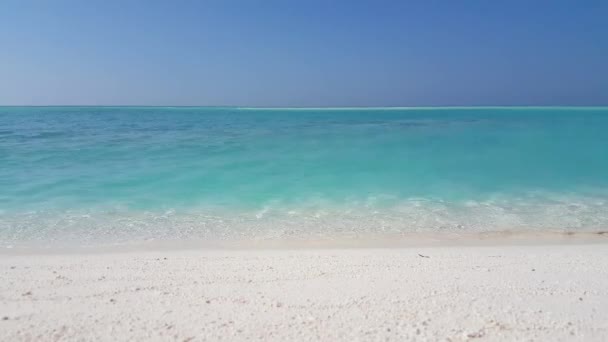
[1,106,608,247]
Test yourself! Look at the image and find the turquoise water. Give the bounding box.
[1,106,608,247]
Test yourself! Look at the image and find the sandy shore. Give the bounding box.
[1,244,607,341]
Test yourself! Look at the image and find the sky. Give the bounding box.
[0,0,607,107]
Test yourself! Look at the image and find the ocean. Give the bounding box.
[1,106,608,248]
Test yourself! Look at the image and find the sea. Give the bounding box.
[1,106,608,248]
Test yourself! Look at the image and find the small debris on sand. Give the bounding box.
[466,330,485,338]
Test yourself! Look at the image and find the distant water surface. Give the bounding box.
[1,106,608,247]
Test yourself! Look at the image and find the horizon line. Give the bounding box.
[1,105,607,110]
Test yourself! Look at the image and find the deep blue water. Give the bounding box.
[1,107,608,247]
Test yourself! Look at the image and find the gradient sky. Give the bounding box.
[1,0,607,106]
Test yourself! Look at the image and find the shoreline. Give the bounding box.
[2,229,607,255]
[2,244,607,341]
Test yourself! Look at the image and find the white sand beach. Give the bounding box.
[1,243,607,341]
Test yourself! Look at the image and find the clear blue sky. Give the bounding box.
[1,0,607,106]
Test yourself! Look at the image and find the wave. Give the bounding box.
[2,195,608,249]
